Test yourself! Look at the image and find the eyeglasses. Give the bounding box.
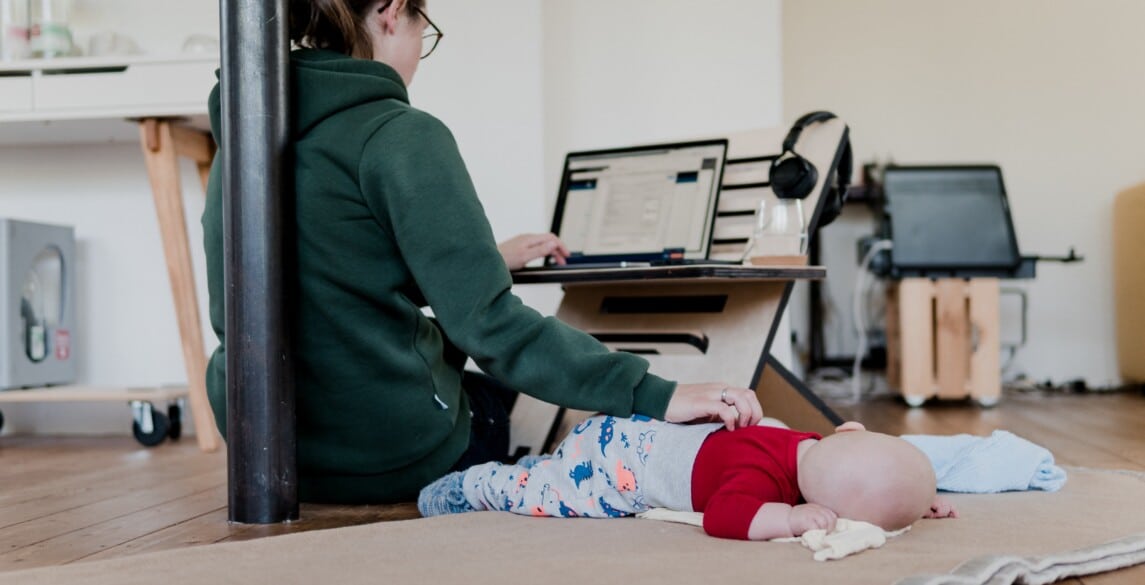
[377,1,444,60]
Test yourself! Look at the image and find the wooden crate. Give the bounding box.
[886,278,1001,407]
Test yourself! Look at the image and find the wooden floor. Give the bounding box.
[2,387,1144,583]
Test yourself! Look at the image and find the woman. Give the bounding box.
[201,0,763,504]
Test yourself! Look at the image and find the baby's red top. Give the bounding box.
[691,425,821,540]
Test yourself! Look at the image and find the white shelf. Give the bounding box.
[0,54,217,143]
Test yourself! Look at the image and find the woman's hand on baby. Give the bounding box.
[497,233,570,270]
[665,383,763,431]
[924,495,958,519]
[788,503,838,536]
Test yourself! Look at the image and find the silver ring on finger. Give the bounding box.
[720,387,731,405]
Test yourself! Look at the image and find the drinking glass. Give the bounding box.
[743,198,807,262]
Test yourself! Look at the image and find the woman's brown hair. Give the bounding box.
[289,0,425,60]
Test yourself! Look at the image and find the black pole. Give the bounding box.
[219,0,298,523]
[808,235,825,370]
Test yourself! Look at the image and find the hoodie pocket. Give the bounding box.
[410,311,461,413]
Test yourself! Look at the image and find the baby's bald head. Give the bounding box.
[797,430,935,531]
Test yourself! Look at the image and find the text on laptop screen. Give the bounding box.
[554,141,727,262]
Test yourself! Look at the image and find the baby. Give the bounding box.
[419,415,956,540]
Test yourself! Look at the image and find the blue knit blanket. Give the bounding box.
[901,430,1067,493]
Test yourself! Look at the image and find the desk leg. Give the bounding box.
[757,354,843,436]
[968,279,1001,406]
[168,123,216,193]
[139,119,221,453]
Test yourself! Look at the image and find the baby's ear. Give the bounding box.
[834,421,866,433]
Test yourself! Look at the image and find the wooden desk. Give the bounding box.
[509,264,843,454]
[506,117,852,451]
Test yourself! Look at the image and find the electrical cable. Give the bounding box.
[817,278,847,361]
[851,239,893,403]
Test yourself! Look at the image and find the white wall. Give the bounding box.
[542,0,783,200]
[783,0,1145,387]
[410,1,555,315]
[0,1,220,436]
[7,0,1136,438]
[68,0,217,56]
[3,0,792,435]
[0,145,209,434]
[0,1,547,435]
[411,2,545,246]
[541,0,790,371]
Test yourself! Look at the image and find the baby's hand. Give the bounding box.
[788,503,838,536]
[834,421,866,433]
[924,495,958,519]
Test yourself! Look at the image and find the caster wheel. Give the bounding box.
[133,407,170,447]
[976,395,1000,408]
[167,403,183,441]
[903,395,927,408]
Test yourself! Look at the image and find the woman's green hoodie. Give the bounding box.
[202,50,675,503]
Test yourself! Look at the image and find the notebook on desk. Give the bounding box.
[521,139,731,272]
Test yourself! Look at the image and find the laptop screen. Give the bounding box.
[549,139,729,264]
[883,165,1021,272]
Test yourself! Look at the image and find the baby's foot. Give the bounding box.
[417,471,475,517]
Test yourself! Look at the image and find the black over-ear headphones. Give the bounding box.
[769,110,853,228]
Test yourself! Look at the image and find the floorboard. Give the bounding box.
[0,387,1142,583]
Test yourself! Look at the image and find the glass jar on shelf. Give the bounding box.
[0,0,30,61]
[28,0,73,58]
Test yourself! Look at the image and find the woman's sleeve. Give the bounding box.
[358,110,675,418]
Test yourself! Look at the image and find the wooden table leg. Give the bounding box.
[897,278,936,406]
[935,279,971,400]
[169,123,217,193]
[139,118,221,453]
[968,278,1001,406]
[758,354,843,437]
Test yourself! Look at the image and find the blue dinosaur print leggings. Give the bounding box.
[461,414,666,518]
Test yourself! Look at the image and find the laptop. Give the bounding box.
[530,139,730,269]
[882,165,1023,277]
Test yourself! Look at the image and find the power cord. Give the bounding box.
[851,239,893,402]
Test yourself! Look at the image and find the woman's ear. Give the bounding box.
[377,0,405,34]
